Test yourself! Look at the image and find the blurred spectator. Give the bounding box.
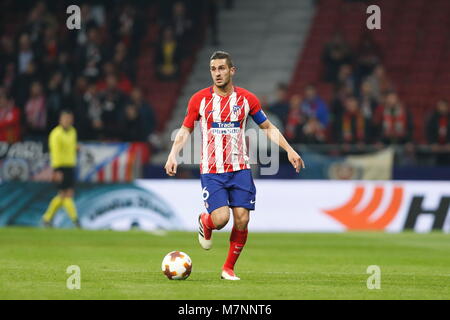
[12,60,39,109]
[427,99,450,145]
[355,33,382,81]
[46,72,65,129]
[1,62,16,94]
[426,99,450,165]
[301,117,327,144]
[1,37,16,91]
[115,4,137,43]
[285,94,326,144]
[332,96,372,145]
[119,103,147,142]
[98,75,125,139]
[41,26,59,71]
[129,88,157,139]
[336,64,357,94]
[74,81,102,140]
[76,26,104,81]
[322,32,353,83]
[374,91,413,145]
[358,80,378,119]
[155,26,181,81]
[364,64,392,102]
[112,3,142,58]
[97,61,132,94]
[112,42,134,82]
[72,4,101,47]
[330,84,352,119]
[24,81,46,139]
[55,51,73,96]
[267,83,290,125]
[171,1,193,49]
[23,1,58,45]
[0,36,15,65]
[301,84,330,128]
[285,94,306,143]
[0,92,21,143]
[17,33,34,74]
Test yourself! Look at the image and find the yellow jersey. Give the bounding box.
[49,125,77,168]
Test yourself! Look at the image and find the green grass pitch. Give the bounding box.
[0,227,449,300]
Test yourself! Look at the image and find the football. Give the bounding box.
[161,251,192,280]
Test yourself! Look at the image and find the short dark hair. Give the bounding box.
[60,109,73,116]
[210,51,234,68]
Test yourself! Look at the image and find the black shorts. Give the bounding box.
[55,167,75,190]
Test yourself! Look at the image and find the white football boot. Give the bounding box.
[221,268,240,281]
[198,213,212,250]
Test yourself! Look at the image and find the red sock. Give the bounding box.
[204,213,216,230]
[223,227,248,271]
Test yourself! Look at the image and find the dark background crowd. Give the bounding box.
[0,0,449,166]
[0,0,222,144]
[266,31,450,164]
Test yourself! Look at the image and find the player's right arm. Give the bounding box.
[165,125,193,176]
[48,129,62,182]
[164,93,201,176]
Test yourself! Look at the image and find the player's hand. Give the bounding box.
[164,154,178,176]
[288,150,305,173]
[53,170,63,183]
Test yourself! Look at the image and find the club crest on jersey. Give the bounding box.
[232,105,242,116]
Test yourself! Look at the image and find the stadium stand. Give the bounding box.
[1,0,449,172]
[0,0,211,143]
[288,0,450,144]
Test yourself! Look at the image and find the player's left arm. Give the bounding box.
[259,119,305,173]
[247,92,305,173]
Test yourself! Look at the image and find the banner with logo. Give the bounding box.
[0,141,149,183]
[0,182,181,231]
[136,180,450,233]
[0,141,51,182]
[1,180,448,233]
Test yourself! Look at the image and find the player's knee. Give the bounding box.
[214,215,229,230]
[236,217,249,229]
[233,212,249,230]
[211,208,230,230]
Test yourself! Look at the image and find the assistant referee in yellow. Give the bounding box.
[42,110,80,228]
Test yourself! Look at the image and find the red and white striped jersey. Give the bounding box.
[182,86,267,174]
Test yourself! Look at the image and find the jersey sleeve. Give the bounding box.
[248,93,267,125]
[182,94,201,129]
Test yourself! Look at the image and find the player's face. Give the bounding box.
[60,113,73,129]
[210,59,235,88]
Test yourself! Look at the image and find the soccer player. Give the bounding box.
[42,110,80,228]
[164,51,305,280]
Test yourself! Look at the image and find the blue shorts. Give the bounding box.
[200,169,256,214]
